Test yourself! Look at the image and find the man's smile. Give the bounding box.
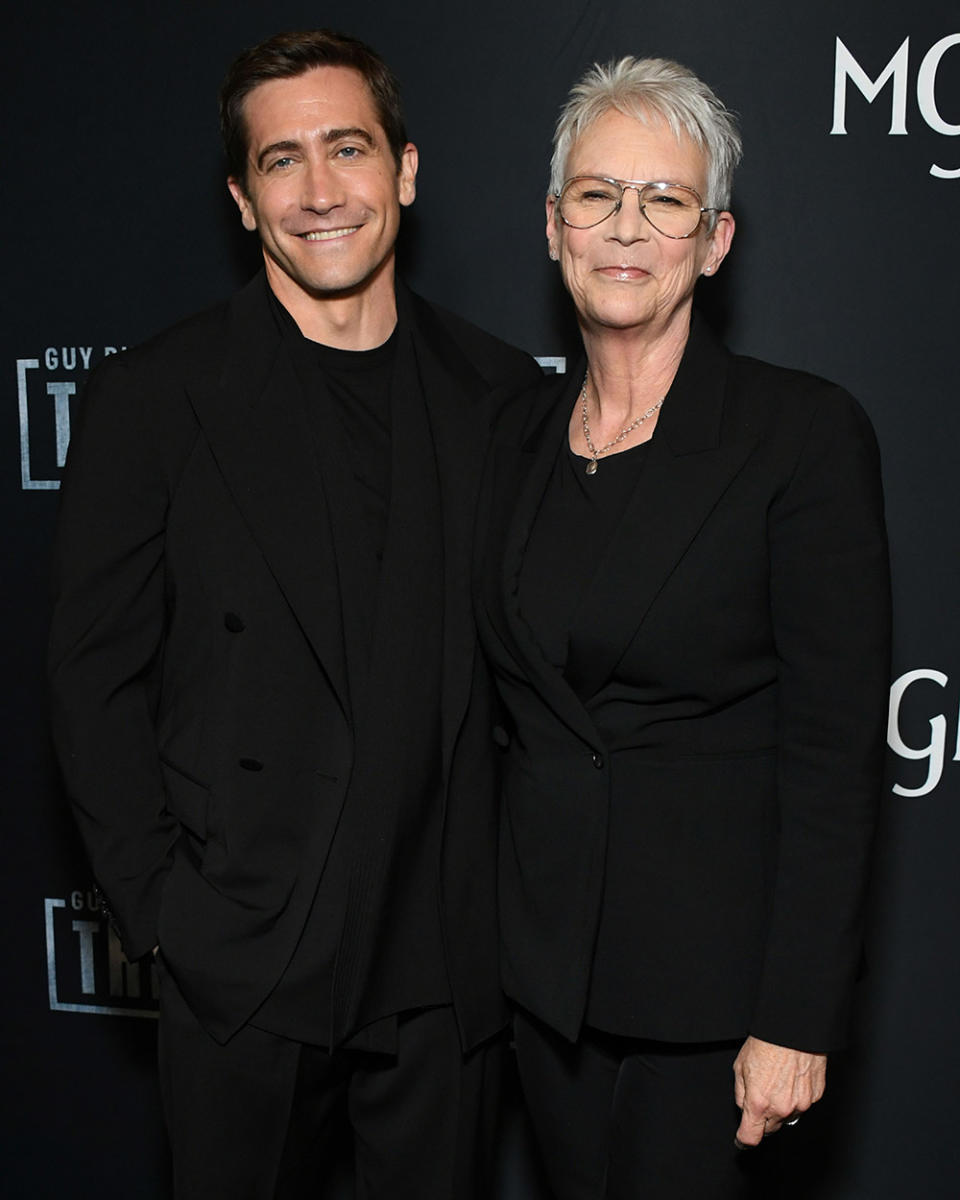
[300,226,361,241]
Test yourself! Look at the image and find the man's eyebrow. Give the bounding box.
[322,127,376,148]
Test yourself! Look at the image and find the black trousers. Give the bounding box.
[514,1009,760,1200]
[158,960,501,1200]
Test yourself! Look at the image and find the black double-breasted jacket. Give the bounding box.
[477,317,891,1053]
[48,272,540,1048]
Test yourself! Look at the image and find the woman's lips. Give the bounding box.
[596,265,649,280]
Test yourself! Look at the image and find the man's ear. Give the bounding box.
[397,143,419,208]
[227,177,258,232]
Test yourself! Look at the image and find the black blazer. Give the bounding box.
[477,317,890,1053]
[48,272,540,1047]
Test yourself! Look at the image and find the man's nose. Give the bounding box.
[300,158,345,212]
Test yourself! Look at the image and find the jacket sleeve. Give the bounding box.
[48,355,185,961]
[750,386,891,1051]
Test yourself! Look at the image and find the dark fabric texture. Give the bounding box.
[269,285,395,584]
[513,1008,755,1200]
[159,955,502,1200]
[48,270,541,1051]
[477,315,891,1052]
[253,308,449,1050]
[518,441,651,674]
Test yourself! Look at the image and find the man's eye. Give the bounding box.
[270,156,295,170]
[336,145,363,159]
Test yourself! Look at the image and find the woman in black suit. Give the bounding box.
[478,57,890,1199]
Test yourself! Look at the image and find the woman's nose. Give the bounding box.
[607,185,650,241]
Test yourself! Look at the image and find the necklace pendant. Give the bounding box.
[585,458,598,476]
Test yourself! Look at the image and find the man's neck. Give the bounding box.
[264,258,399,350]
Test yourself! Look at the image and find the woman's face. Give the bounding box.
[546,109,734,338]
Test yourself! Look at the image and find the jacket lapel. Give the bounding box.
[564,318,757,699]
[184,274,351,720]
[482,368,603,747]
[400,288,490,777]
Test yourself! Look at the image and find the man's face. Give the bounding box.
[228,66,417,305]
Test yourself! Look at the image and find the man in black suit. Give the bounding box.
[48,30,538,1199]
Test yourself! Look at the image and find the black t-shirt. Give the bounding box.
[519,439,652,678]
[312,334,395,568]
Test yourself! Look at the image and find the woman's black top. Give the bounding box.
[518,439,652,682]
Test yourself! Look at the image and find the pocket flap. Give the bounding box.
[160,758,210,842]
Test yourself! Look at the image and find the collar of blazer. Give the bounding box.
[482,313,759,718]
[184,270,499,739]
[394,283,499,774]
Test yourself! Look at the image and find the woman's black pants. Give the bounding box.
[514,1008,764,1200]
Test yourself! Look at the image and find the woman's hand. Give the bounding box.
[733,1035,827,1147]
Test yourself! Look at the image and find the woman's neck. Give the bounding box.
[579,305,692,424]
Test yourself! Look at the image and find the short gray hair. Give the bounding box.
[549,57,742,211]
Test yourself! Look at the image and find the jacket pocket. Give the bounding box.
[159,757,210,844]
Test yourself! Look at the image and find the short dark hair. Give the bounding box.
[219,30,408,190]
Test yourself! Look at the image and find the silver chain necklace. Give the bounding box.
[579,374,663,475]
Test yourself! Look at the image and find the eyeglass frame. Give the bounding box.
[554,175,719,239]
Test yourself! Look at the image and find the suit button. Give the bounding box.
[492,725,510,749]
[224,612,245,632]
[592,752,604,770]
[239,757,263,771]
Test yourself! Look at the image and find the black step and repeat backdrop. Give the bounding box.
[4,1,958,1196]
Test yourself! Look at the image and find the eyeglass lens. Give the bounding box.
[559,178,703,237]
